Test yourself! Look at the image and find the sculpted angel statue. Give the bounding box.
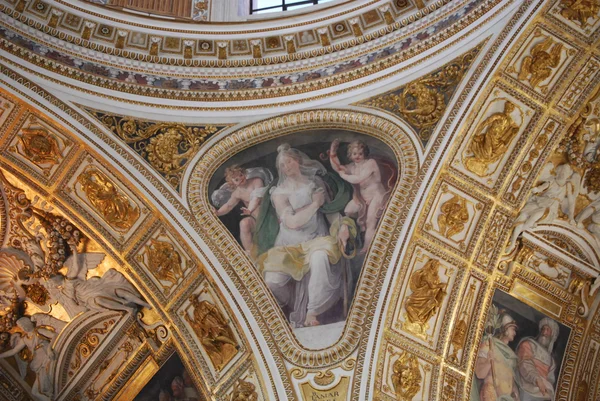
[507,163,580,252]
[0,316,63,401]
[43,248,151,319]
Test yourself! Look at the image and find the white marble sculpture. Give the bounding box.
[43,248,151,319]
[0,316,63,401]
[507,163,580,252]
[577,195,600,246]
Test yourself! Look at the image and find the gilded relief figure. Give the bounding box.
[185,296,238,371]
[391,351,422,401]
[77,167,140,231]
[19,128,62,166]
[517,36,563,90]
[464,101,521,177]
[437,194,469,239]
[230,378,258,401]
[404,258,447,332]
[560,0,600,28]
[146,239,184,287]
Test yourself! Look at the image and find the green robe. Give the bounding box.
[254,172,353,257]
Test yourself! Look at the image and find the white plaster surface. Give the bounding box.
[293,321,345,349]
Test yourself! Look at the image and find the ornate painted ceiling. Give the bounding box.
[0,0,599,400]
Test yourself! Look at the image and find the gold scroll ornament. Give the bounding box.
[517,36,563,90]
[77,166,140,232]
[391,351,421,401]
[19,128,62,167]
[300,376,350,401]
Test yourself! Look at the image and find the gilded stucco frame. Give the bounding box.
[189,109,420,368]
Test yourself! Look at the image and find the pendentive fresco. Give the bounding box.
[208,130,398,348]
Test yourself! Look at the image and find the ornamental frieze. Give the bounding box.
[0,0,499,101]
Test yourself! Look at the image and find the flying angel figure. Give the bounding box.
[43,248,151,319]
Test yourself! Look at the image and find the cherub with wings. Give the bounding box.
[517,36,563,90]
[0,315,65,401]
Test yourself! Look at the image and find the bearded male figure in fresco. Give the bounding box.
[473,314,521,401]
[517,317,559,401]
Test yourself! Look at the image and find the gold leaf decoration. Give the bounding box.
[358,44,483,145]
[85,109,227,192]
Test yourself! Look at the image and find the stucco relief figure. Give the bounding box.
[77,167,140,231]
[185,296,238,371]
[230,378,258,401]
[212,166,273,256]
[329,139,393,252]
[516,318,560,401]
[0,316,59,401]
[473,314,521,401]
[464,101,521,177]
[404,259,447,332]
[43,248,151,318]
[507,163,580,252]
[391,351,422,401]
[517,37,563,90]
[575,181,600,244]
[560,0,600,28]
